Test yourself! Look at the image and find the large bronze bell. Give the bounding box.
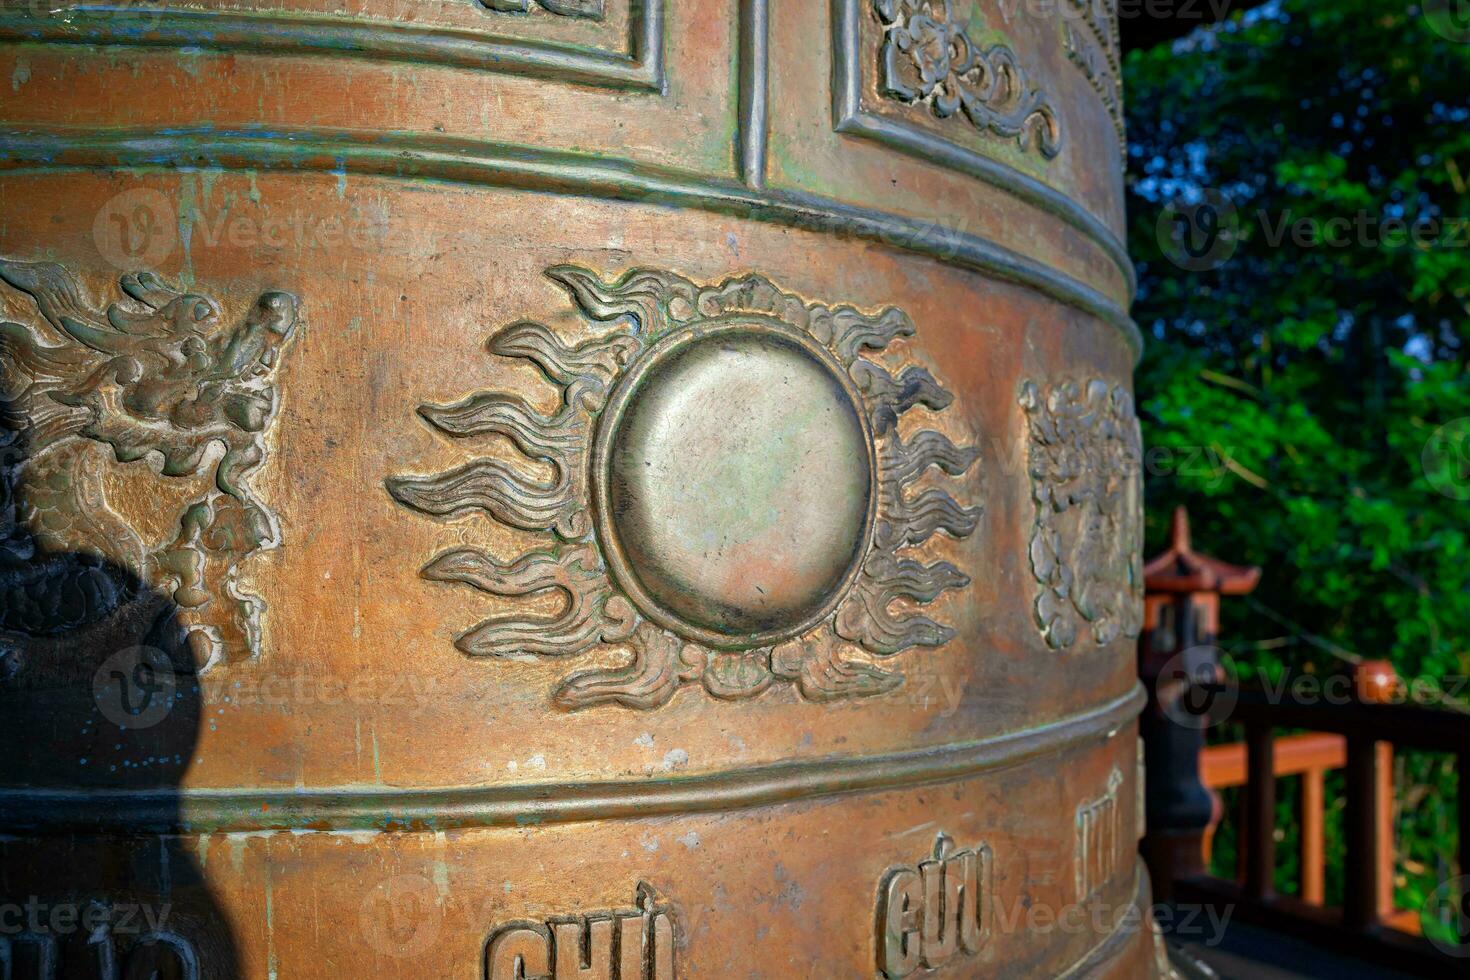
[0,0,1162,975]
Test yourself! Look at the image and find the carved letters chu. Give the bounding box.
[485,884,675,980]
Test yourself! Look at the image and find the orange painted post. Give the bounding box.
[1376,743,1395,919]
[1201,732,1346,904]
[1353,661,1401,921]
[1301,765,1326,905]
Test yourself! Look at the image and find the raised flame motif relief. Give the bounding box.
[1021,379,1143,651]
[388,265,981,710]
[0,259,298,668]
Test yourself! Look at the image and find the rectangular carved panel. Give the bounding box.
[833,0,1066,179]
[794,0,1131,308]
[0,0,662,87]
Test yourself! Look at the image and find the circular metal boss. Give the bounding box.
[593,319,876,647]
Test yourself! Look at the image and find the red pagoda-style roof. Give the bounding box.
[1143,507,1261,595]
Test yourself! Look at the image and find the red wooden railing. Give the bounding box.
[1202,730,1353,908]
[1138,508,1469,978]
[1200,718,1418,931]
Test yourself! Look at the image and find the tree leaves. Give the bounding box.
[1127,0,1470,908]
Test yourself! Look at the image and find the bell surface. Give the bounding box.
[0,0,1163,975]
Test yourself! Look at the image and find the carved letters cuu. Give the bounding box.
[877,834,993,977]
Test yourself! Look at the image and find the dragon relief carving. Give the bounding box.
[1020,379,1142,651]
[873,0,1062,158]
[388,266,982,711]
[0,259,298,669]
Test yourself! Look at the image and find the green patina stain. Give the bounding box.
[767,133,840,197]
[175,176,197,286]
[685,400,817,537]
[264,866,278,980]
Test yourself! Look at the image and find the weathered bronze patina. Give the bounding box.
[0,0,1165,975]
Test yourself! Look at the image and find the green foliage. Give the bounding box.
[1124,0,1470,911]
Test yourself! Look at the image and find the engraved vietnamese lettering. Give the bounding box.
[484,884,675,980]
[1076,767,1125,901]
[877,834,992,978]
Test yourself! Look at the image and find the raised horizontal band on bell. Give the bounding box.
[0,2,1135,303]
[0,684,1145,835]
[1056,859,1148,979]
[0,126,1144,363]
